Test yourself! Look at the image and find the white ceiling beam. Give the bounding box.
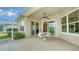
[22,7,43,17]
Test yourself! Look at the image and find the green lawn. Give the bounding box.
[0,33,7,36]
[0,32,8,39]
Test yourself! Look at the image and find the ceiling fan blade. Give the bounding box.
[40,12,49,20]
[46,17,49,19]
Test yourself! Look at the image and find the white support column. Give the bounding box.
[67,14,69,33]
[40,19,41,33]
[24,16,28,37]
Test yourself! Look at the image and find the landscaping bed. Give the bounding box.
[0,32,25,40]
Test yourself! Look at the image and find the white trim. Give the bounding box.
[67,8,79,15]
[60,14,67,19]
[69,21,79,24]
[61,15,67,33]
[67,14,69,33]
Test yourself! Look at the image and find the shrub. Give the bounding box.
[0,32,25,40]
[7,32,12,38]
[7,28,17,38]
[13,32,25,40]
[6,28,17,32]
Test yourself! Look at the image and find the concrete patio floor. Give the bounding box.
[0,37,79,51]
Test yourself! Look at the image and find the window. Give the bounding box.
[68,10,79,22]
[48,21,55,33]
[61,16,67,32]
[69,22,79,33]
[68,10,79,33]
[61,9,79,34]
[0,24,3,31]
[20,21,24,31]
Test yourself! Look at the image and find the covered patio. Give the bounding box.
[0,7,79,51]
[22,7,79,46]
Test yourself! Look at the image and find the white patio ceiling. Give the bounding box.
[23,7,67,20]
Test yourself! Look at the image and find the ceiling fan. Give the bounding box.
[41,12,49,19]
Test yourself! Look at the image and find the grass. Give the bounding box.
[0,33,7,36]
[0,32,8,39]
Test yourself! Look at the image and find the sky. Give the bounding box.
[0,7,24,24]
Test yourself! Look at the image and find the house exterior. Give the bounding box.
[0,22,17,32]
[17,7,79,46]
[16,15,25,32]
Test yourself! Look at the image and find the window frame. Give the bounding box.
[61,8,79,37]
[68,9,79,34]
[48,21,55,33]
[61,16,67,32]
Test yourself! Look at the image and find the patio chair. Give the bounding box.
[38,32,55,40]
[45,32,55,40]
[38,32,44,40]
